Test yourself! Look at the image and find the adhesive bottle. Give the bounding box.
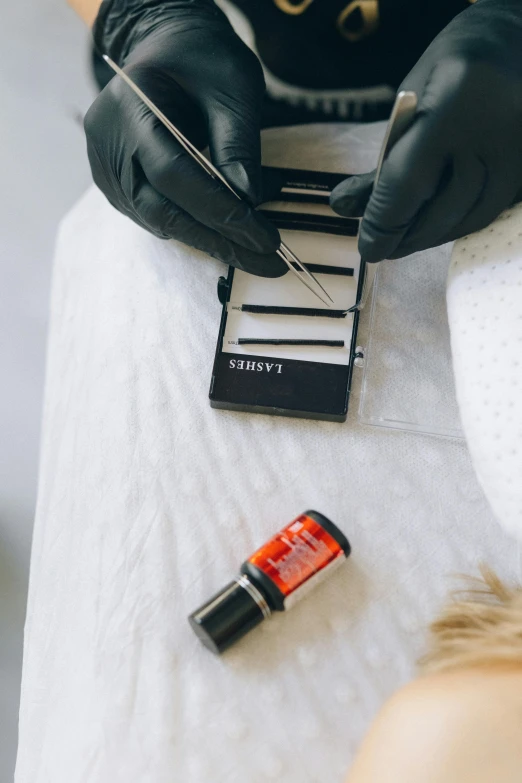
[189,510,351,654]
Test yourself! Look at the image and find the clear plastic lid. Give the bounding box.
[358,246,464,439]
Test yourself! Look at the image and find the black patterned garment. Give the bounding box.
[219,0,476,124]
[92,0,476,125]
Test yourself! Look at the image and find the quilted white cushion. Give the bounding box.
[448,206,522,541]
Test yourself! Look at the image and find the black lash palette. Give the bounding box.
[209,167,366,422]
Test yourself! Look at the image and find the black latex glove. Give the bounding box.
[85,0,286,277]
[330,0,522,263]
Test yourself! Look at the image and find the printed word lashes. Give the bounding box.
[229,359,283,373]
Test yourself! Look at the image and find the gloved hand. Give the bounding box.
[85,0,286,277]
[330,0,522,263]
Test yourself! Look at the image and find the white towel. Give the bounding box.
[16,123,522,783]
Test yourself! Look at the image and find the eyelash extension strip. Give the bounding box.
[259,210,359,236]
[237,339,345,348]
[290,263,354,277]
[262,167,349,204]
[229,304,349,319]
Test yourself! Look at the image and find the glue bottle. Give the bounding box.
[189,510,351,654]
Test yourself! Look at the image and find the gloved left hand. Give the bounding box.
[330,0,522,263]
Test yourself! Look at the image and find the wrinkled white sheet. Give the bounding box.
[16,124,522,783]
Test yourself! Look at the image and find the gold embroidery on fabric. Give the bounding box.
[273,0,315,16]
[337,0,379,42]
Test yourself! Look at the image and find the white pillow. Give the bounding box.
[448,205,522,541]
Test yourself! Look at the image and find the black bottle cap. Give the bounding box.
[188,577,271,655]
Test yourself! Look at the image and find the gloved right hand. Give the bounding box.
[85,0,286,277]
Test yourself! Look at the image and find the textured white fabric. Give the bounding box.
[448,207,522,540]
[16,124,522,783]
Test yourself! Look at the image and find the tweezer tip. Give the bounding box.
[102,54,111,63]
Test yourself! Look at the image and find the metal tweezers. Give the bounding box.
[356,89,417,310]
[103,55,333,307]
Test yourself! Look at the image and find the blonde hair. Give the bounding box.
[419,567,522,675]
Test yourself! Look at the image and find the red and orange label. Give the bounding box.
[248,513,344,597]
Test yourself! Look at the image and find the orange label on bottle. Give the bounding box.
[247,514,344,599]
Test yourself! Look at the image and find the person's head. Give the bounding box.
[419,568,522,676]
[347,568,522,783]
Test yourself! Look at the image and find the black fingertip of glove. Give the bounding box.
[207,161,282,255]
[260,166,286,204]
[359,249,384,264]
[329,172,375,218]
[357,228,394,264]
[219,159,263,207]
[219,245,287,278]
[242,255,288,278]
[386,247,415,261]
[239,209,282,256]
